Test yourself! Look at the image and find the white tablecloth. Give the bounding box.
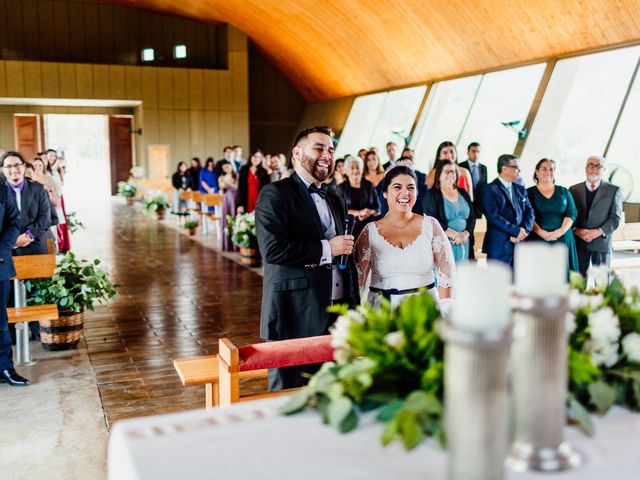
[108,397,639,480]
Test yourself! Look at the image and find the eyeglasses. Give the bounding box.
[586,163,604,170]
[505,165,521,172]
[2,162,24,171]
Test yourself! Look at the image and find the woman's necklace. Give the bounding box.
[385,215,413,230]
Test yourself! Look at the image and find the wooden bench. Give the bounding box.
[173,355,267,409]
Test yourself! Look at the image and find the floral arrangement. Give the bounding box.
[66,211,85,234]
[183,220,199,229]
[567,266,640,434]
[143,194,170,212]
[225,213,258,248]
[117,180,138,198]
[282,292,444,450]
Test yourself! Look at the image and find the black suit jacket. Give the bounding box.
[337,178,380,212]
[255,172,359,341]
[0,185,20,280]
[422,187,476,235]
[459,160,487,217]
[10,180,52,256]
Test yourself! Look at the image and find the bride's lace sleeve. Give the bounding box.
[429,216,456,288]
[354,224,372,290]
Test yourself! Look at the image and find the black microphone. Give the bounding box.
[337,215,355,270]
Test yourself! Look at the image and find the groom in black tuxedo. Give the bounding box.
[255,126,360,390]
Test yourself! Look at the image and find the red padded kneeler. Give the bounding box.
[238,335,333,371]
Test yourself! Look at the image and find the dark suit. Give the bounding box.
[11,180,53,256]
[0,186,22,371]
[569,181,622,275]
[256,172,359,389]
[422,187,476,238]
[482,178,535,266]
[459,160,487,218]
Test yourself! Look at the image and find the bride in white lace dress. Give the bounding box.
[355,163,455,308]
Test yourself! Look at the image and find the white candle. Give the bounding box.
[451,263,512,332]
[515,243,567,297]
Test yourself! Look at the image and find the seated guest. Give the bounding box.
[171,161,192,214]
[199,158,218,194]
[482,154,535,267]
[527,158,579,273]
[423,160,475,263]
[425,141,473,196]
[237,150,269,214]
[363,150,385,216]
[337,156,380,239]
[3,151,53,342]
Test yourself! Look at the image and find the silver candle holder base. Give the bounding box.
[439,318,513,480]
[507,293,581,473]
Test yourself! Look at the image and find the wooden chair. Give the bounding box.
[217,335,334,407]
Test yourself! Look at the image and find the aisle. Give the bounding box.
[73,199,264,427]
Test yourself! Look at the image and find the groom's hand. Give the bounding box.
[329,235,354,257]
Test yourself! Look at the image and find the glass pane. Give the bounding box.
[335,93,386,158]
[606,66,640,202]
[457,64,546,182]
[520,46,640,189]
[409,75,482,171]
[368,85,426,161]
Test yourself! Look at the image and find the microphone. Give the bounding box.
[337,215,355,270]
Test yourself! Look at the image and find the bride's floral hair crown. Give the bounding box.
[384,159,414,177]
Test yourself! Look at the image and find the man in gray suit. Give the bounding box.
[570,155,622,276]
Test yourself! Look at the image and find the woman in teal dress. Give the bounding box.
[526,158,579,272]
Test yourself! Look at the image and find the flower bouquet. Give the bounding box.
[226,212,260,266]
[567,266,640,434]
[117,180,138,204]
[282,292,444,450]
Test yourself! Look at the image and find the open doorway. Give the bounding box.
[44,114,110,212]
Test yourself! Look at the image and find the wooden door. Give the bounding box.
[148,145,170,180]
[14,114,42,160]
[109,116,133,195]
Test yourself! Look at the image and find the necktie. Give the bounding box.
[471,164,479,187]
[507,185,513,203]
[589,183,596,192]
[13,188,21,212]
[308,184,327,199]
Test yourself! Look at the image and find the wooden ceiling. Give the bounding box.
[108,0,640,101]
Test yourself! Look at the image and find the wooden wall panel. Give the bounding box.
[174,110,190,162]
[40,62,60,97]
[172,69,189,110]
[203,110,220,157]
[202,70,219,110]
[140,68,158,108]
[93,64,110,98]
[156,69,174,109]
[23,62,43,98]
[296,97,355,137]
[189,110,204,156]
[218,72,233,111]
[109,65,126,99]
[76,64,94,98]
[5,61,25,97]
[0,62,6,97]
[125,66,142,99]
[188,70,204,110]
[59,63,77,98]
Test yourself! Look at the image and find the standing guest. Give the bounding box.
[199,158,218,194]
[570,156,622,275]
[527,158,579,273]
[482,154,535,267]
[363,150,385,217]
[45,150,70,253]
[323,157,344,193]
[188,157,201,192]
[32,157,60,248]
[382,141,397,170]
[3,151,53,342]
[355,163,454,309]
[232,146,245,167]
[357,148,367,161]
[401,147,414,160]
[236,150,269,214]
[423,160,475,263]
[0,155,25,386]
[217,160,238,252]
[265,153,287,182]
[334,157,347,185]
[337,156,380,239]
[459,142,487,218]
[171,161,192,214]
[425,142,473,196]
[255,126,359,390]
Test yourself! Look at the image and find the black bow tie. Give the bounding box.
[308,184,327,199]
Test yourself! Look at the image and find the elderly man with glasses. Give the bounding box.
[569,155,622,275]
[481,153,535,267]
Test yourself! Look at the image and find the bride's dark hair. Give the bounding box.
[382,164,417,192]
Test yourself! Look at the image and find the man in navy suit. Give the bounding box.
[482,154,535,266]
[0,151,29,386]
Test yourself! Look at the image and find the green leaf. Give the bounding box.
[381,418,398,446]
[339,408,358,433]
[403,390,442,415]
[327,397,353,428]
[376,399,404,422]
[280,391,310,415]
[567,395,594,436]
[399,413,424,450]
[588,381,617,414]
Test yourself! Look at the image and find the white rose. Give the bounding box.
[576,294,604,310]
[384,331,406,349]
[565,312,576,333]
[622,333,640,363]
[587,265,610,289]
[330,314,352,350]
[590,340,619,367]
[588,307,620,344]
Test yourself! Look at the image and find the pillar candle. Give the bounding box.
[515,243,567,297]
[451,263,512,332]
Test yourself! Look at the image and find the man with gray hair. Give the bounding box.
[569,155,622,275]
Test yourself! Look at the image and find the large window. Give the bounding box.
[520,47,640,189]
[409,76,481,171]
[457,64,546,181]
[336,86,426,160]
[606,64,640,202]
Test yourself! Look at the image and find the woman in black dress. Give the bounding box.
[337,157,380,239]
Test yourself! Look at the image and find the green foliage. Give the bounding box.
[282,291,444,450]
[225,213,258,248]
[25,252,117,313]
[117,181,137,198]
[66,211,85,234]
[143,195,169,212]
[183,220,199,229]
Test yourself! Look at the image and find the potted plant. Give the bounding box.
[117,180,138,205]
[226,212,260,266]
[66,211,85,234]
[143,195,170,220]
[25,252,117,351]
[184,220,199,236]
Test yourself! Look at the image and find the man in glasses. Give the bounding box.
[481,154,535,267]
[570,156,622,275]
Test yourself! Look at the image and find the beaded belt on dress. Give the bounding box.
[369,283,435,300]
